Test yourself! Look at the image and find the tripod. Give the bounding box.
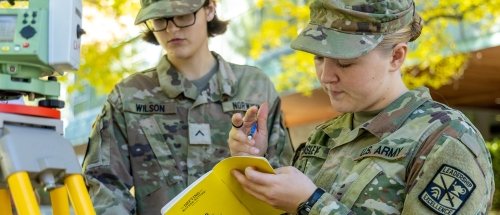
[0,104,95,215]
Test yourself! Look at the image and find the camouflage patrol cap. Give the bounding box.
[135,0,205,25]
[291,0,415,59]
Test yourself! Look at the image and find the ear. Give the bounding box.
[205,0,216,22]
[389,43,407,72]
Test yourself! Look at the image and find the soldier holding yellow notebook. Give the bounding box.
[228,0,495,214]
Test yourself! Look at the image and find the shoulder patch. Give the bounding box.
[419,164,476,215]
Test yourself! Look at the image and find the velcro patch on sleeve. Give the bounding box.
[126,102,177,114]
[300,144,329,160]
[419,164,476,215]
[353,144,410,161]
[222,101,260,112]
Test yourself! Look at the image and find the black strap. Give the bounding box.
[406,124,449,193]
[292,142,306,166]
[308,187,325,206]
[296,187,325,215]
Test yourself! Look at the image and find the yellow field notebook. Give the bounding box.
[160,156,285,215]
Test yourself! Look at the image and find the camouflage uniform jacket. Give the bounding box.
[83,52,293,215]
[293,88,494,215]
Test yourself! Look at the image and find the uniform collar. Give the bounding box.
[363,87,432,138]
[157,52,238,100]
[322,87,432,143]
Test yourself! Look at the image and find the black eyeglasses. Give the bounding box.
[144,9,201,32]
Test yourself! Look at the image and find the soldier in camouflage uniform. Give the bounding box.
[82,0,294,214]
[229,0,494,214]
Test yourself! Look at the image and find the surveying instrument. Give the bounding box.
[0,0,95,214]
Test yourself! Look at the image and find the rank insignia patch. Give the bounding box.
[419,164,475,215]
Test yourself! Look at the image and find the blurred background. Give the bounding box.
[3,0,498,211]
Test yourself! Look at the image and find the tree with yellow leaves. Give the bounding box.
[70,0,146,94]
[3,1,500,96]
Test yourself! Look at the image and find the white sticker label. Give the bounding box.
[188,123,212,145]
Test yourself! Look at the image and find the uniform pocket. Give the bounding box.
[140,117,184,186]
[341,160,406,214]
[136,183,184,215]
[85,105,111,168]
[341,161,383,208]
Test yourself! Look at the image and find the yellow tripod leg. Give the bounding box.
[50,186,70,215]
[0,188,13,215]
[7,172,41,215]
[65,174,96,215]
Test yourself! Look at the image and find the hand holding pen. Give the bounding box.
[228,102,269,157]
[248,123,257,141]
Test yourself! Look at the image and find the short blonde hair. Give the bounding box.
[377,14,423,50]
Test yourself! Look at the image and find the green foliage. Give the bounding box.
[487,139,500,210]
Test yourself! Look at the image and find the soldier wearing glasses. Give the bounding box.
[82,0,293,214]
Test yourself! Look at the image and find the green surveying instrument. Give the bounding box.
[0,0,95,214]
